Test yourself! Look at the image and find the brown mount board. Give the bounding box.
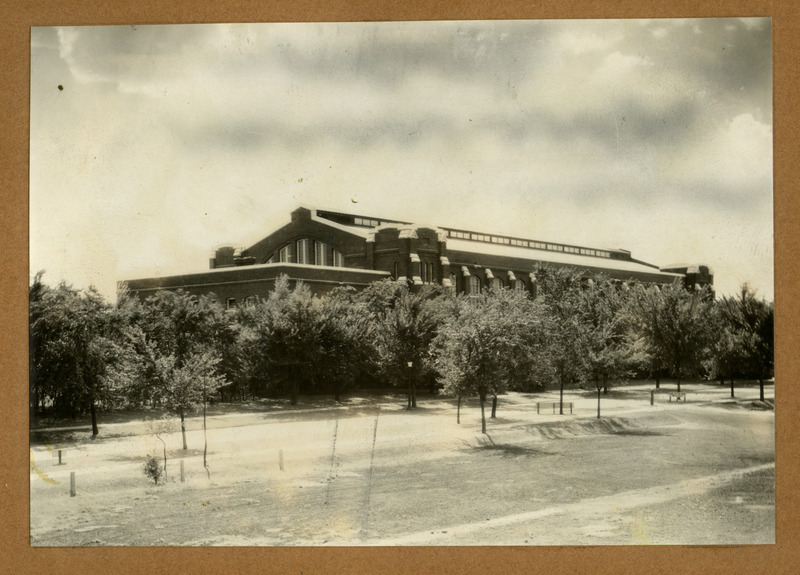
[3,1,798,574]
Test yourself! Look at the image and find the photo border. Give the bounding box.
[4,1,796,573]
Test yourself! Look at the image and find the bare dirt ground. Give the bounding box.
[29,381,775,546]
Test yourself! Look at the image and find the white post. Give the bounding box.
[70,472,76,497]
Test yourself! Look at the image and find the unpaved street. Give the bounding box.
[30,383,775,546]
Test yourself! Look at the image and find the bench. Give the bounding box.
[669,392,687,402]
[537,401,573,414]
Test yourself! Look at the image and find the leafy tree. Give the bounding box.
[132,289,229,450]
[578,278,639,418]
[705,298,747,397]
[29,274,121,436]
[533,264,589,414]
[259,276,323,405]
[361,281,452,409]
[436,288,545,433]
[316,286,378,402]
[719,285,774,401]
[629,281,713,393]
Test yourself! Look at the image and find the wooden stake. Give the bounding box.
[70,472,76,497]
[180,460,185,483]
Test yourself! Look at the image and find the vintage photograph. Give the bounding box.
[29,19,773,546]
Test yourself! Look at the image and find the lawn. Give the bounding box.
[29,381,775,546]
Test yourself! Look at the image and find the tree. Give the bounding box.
[578,278,639,418]
[316,286,378,402]
[705,298,747,397]
[533,265,589,414]
[361,281,452,409]
[719,285,774,401]
[133,289,229,450]
[436,288,545,433]
[146,416,174,482]
[29,274,121,436]
[259,276,323,405]
[629,281,712,393]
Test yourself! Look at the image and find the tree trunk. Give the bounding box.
[334,390,341,403]
[730,376,735,398]
[759,378,765,401]
[411,362,418,408]
[491,395,497,418]
[180,411,188,450]
[479,393,486,434]
[290,369,299,406]
[203,396,210,478]
[597,387,602,419]
[90,398,98,437]
[457,395,461,424]
[157,436,167,482]
[559,374,565,415]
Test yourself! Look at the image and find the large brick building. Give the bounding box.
[121,206,713,306]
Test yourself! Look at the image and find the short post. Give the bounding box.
[180,460,185,483]
[58,450,63,465]
[279,449,284,471]
[70,472,76,497]
[536,402,540,414]
[650,390,654,406]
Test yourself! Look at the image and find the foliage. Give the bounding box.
[143,454,163,486]
[360,280,453,407]
[532,264,590,412]
[436,287,545,432]
[628,280,713,391]
[577,277,641,417]
[29,272,125,435]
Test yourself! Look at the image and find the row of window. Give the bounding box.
[226,296,257,310]
[354,217,381,227]
[446,229,611,258]
[464,276,527,294]
[271,239,344,267]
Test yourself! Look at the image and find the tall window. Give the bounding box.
[332,249,344,267]
[314,241,328,266]
[278,245,291,263]
[469,276,481,295]
[492,277,503,290]
[514,279,526,291]
[296,239,310,264]
[421,261,435,284]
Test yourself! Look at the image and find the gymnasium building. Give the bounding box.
[121,206,714,306]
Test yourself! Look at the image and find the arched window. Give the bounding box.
[492,277,504,291]
[514,279,526,291]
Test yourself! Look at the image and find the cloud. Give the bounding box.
[30,19,774,301]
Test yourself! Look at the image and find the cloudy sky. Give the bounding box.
[30,19,773,301]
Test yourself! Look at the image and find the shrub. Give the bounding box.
[143,454,163,485]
